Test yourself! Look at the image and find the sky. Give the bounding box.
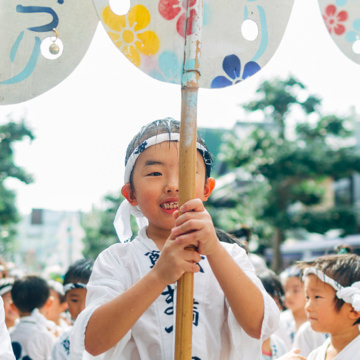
[1,0,360,215]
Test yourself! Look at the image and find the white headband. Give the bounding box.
[63,282,87,294]
[114,132,212,242]
[124,132,212,183]
[303,267,360,311]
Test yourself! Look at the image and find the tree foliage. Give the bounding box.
[81,193,124,260]
[208,77,360,271]
[0,118,34,256]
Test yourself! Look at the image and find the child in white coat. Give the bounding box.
[301,254,360,359]
[71,118,280,360]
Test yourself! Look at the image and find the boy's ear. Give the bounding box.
[349,307,360,321]
[44,295,54,310]
[121,183,138,206]
[202,177,216,201]
[10,302,19,314]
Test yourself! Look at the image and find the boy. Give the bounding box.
[71,118,279,359]
[0,296,15,360]
[0,277,18,329]
[10,275,56,360]
[301,254,360,359]
[51,259,93,360]
[43,279,69,335]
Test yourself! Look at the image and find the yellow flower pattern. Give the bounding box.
[102,4,160,67]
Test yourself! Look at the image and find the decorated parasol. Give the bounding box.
[318,0,360,64]
[0,0,98,105]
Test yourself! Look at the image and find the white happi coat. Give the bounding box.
[10,309,56,360]
[293,321,328,357]
[0,296,15,360]
[51,327,72,360]
[71,227,280,360]
[307,334,360,359]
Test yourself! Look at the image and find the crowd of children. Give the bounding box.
[1,118,360,359]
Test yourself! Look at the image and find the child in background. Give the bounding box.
[10,275,56,360]
[51,258,93,360]
[301,254,360,359]
[0,296,15,360]
[258,269,287,359]
[0,278,18,329]
[43,280,69,335]
[71,118,280,359]
[276,265,307,350]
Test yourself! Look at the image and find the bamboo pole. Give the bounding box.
[175,1,203,358]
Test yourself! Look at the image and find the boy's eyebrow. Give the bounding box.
[144,160,164,167]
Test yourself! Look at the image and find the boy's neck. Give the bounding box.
[146,227,170,250]
[328,327,360,357]
[18,311,32,317]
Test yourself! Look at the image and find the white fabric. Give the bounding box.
[51,327,72,360]
[293,321,328,357]
[307,334,360,359]
[10,309,56,360]
[274,309,296,351]
[260,334,287,359]
[337,281,360,311]
[0,296,15,360]
[303,268,360,311]
[113,201,148,242]
[123,133,210,183]
[71,227,280,360]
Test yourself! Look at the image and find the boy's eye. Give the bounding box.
[147,172,162,176]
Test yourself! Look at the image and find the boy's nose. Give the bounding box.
[165,181,179,193]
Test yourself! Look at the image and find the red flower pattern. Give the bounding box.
[159,0,198,38]
[323,4,348,35]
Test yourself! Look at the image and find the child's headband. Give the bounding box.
[303,267,360,311]
[63,282,87,294]
[124,132,212,183]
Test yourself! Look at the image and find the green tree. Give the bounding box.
[0,118,34,256]
[82,192,125,259]
[209,77,360,271]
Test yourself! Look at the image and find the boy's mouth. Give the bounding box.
[160,201,178,210]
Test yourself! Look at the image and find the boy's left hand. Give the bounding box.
[171,198,220,256]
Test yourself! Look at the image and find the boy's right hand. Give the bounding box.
[152,232,202,285]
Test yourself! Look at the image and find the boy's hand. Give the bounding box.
[152,229,202,286]
[171,198,220,256]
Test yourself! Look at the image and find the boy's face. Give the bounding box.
[2,291,18,328]
[123,141,214,240]
[44,289,68,324]
[65,288,87,321]
[283,276,306,312]
[304,274,352,335]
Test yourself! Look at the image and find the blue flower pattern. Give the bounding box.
[345,18,360,43]
[210,54,261,88]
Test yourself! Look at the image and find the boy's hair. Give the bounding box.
[125,118,213,187]
[258,269,285,310]
[11,275,50,313]
[215,228,248,253]
[63,259,93,286]
[48,279,66,304]
[299,254,360,324]
[280,264,302,283]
